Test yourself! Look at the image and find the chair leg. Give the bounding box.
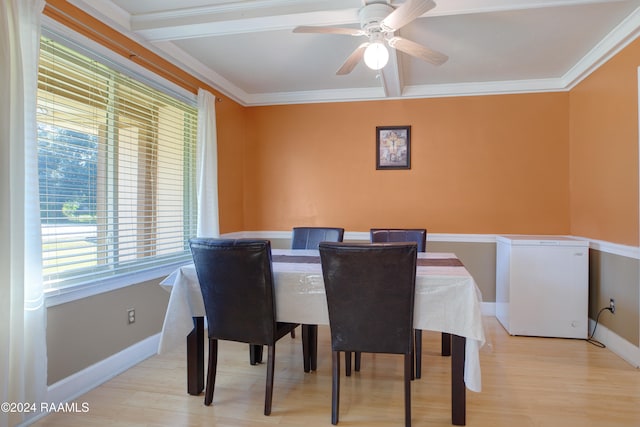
[409,333,415,381]
[302,324,318,372]
[332,351,340,425]
[250,344,256,365]
[344,352,360,375]
[291,327,296,338]
[204,339,218,406]
[404,353,412,427]
[302,325,311,372]
[310,325,318,371]
[250,344,263,365]
[415,329,422,379]
[264,344,276,415]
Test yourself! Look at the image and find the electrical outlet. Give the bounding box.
[609,298,615,314]
[127,308,136,324]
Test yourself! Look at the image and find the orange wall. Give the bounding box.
[241,94,570,234]
[216,99,247,232]
[570,39,640,246]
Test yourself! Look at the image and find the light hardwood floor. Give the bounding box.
[33,317,640,426]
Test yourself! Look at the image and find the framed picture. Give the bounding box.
[376,125,411,170]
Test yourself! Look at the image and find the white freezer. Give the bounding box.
[496,235,589,339]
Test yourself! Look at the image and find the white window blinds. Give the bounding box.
[37,36,198,289]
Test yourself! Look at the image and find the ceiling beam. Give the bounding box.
[379,49,402,98]
[135,10,360,41]
[132,1,361,41]
[123,0,624,41]
[426,0,628,17]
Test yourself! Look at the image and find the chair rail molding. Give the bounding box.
[223,231,640,259]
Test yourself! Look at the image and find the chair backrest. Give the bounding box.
[319,242,417,355]
[291,227,345,249]
[370,228,427,252]
[189,238,276,345]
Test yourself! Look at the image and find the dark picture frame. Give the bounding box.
[376,125,411,170]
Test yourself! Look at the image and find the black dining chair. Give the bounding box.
[319,242,417,427]
[291,227,344,372]
[292,226,345,250]
[369,228,427,378]
[189,238,300,415]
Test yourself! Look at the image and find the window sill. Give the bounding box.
[44,261,190,307]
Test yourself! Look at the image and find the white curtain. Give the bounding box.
[0,1,47,426]
[196,89,220,237]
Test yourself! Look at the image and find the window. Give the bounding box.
[37,36,198,290]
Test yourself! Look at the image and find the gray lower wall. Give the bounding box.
[46,279,169,385]
[45,234,639,384]
[589,249,639,346]
[425,241,497,303]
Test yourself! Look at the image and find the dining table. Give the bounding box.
[158,248,485,426]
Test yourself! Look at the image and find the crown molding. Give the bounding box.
[563,6,640,89]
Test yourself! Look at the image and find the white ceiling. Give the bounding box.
[68,0,640,106]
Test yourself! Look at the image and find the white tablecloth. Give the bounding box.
[158,249,485,392]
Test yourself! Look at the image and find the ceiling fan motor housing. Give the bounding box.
[359,3,394,35]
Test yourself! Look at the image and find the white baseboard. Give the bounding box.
[589,319,640,368]
[21,333,160,426]
[45,333,160,407]
[481,302,496,316]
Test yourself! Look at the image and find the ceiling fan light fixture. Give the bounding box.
[363,41,389,70]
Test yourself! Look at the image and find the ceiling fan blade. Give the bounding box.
[388,36,448,65]
[293,25,364,36]
[336,43,369,75]
[381,0,436,32]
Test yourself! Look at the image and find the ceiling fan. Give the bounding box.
[293,0,448,75]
